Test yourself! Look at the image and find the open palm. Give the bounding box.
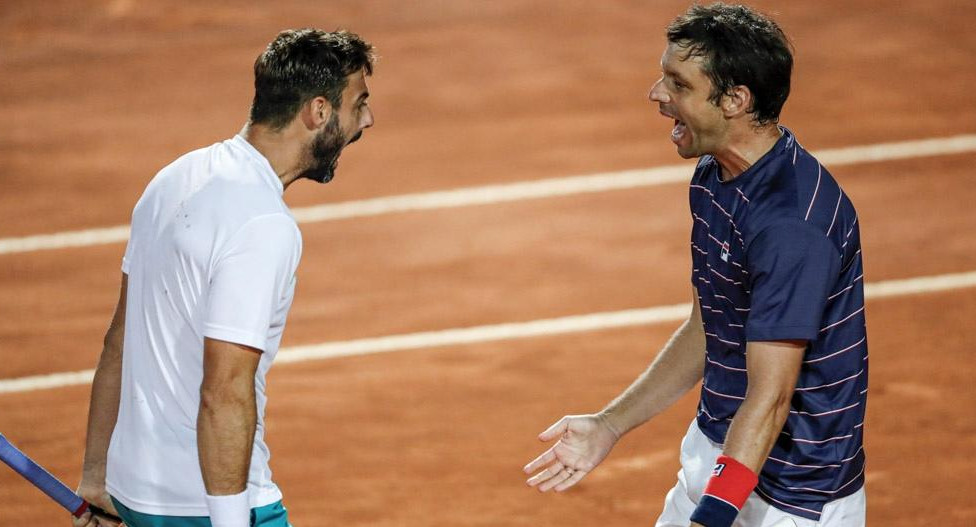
[523,414,620,492]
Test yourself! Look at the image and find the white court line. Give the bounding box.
[2,269,975,394]
[1,134,975,255]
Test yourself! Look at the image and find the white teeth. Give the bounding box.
[671,120,686,142]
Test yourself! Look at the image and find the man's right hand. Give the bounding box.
[72,482,124,527]
[522,413,621,492]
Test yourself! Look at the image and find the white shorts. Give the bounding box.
[655,420,865,527]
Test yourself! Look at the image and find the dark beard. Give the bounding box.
[301,114,345,184]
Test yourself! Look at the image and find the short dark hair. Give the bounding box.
[249,28,375,130]
[667,3,792,125]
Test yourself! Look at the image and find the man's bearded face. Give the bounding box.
[301,112,360,184]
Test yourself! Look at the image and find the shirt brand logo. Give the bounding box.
[720,242,730,262]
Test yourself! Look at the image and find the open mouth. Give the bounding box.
[672,119,687,143]
[659,107,686,144]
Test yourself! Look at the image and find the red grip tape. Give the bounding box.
[73,501,90,517]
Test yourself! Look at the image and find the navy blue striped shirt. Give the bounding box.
[689,127,867,520]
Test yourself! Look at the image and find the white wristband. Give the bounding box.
[205,490,250,527]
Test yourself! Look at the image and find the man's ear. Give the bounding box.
[300,96,333,130]
[721,85,753,118]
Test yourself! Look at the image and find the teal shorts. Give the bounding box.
[110,496,292,527]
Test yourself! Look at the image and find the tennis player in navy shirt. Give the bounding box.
[524,4,867,526]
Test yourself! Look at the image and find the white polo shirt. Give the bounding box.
[106,135,302,516]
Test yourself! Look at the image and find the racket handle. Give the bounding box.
[0,434,123,524]
[82,502,122,523]
[0,433,85,513]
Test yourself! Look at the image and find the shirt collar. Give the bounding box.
[230,134,284,195]
[715,126,794,185]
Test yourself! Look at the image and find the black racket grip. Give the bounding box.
[86,503,124,524]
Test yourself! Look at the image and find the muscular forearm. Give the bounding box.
[721,389,792,472]
[197,385,256,495]
[600,314,705,437]
[722,340,804,472]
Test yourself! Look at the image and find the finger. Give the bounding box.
[538,467,574,492]
[523,445,557,474]
[538,417,569,442]
[554,468,587,492]
[95,514,125,527]
[95,516,123,527]
[71,511,93,527]
[526,462,564,487]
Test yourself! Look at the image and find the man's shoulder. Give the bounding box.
[189,139,289,218]
[743,138,844,225]
[780,143,854,238]
[132,139,295,238]
[157,140,227,178]
[136,140,227,203]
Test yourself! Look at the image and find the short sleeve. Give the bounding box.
[122,216,139,273]
[121,237,134,273]
[745,220,840,342]
[203,214,302,351]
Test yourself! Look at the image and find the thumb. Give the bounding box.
[71,511,91,527]
[538,416,569,441]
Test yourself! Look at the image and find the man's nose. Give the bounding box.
[648,78,669,103]
[361,106,374,129]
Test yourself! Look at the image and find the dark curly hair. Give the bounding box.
[249,28,375,130]
[667,3,792,125]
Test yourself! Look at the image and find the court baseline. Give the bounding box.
[2,269,974,394]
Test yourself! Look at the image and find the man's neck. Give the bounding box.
[240,123,306,190]
[712,124,783,182]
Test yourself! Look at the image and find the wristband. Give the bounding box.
[206,490,250,527]
[689,455,758,527]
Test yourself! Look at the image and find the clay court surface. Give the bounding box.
[2,0,976,525]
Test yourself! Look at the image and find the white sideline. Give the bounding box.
[1,134,974,255]
[2,269,975,394]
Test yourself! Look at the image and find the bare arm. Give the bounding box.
[197,337,261,495]
[600,288,706,437]
[722,339,805,471]
[524,288,706,492]
[75,274,127,525]
[687,340,804,526]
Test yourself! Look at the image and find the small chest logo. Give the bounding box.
[712,463,726,477]
[720,242,730,262]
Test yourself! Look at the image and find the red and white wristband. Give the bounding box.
[206,490,250,527]
[689,455,759,527]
